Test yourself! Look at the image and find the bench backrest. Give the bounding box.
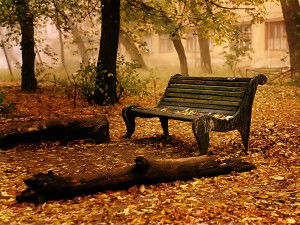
[157,74,266,116]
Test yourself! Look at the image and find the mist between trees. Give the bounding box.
[0,0,299,104]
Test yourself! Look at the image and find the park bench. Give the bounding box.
[122,74,267,155]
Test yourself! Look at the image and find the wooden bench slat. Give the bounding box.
[167,87,246,97]
[159,101,238,112]
[156,105,236,115]
[161,97,241,107]
[170,79,250,87]
[170,76,252,82]
[130,107,198,121]
[168,84,247,93]
[164,92,243,102]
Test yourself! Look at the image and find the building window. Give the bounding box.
[159,34,173,53]
[229,25,252,50]
[266,21,287,50]
[239,25,252,48]
[142,35,153,52]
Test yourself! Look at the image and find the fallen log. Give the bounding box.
[16,155,255,204]
[0,116,109,149]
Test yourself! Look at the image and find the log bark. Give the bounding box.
[16,156,255,204]
[0,116,109,149]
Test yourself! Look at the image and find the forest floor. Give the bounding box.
[0,81,299,224]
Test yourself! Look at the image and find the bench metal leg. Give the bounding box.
[123,116,136,138]
[159,118,169,136]
[122,104,138,138]
[238,127,250,151]
[237,113,251,151]
[192,117,211,155]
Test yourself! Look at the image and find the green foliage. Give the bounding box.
[0,0,96,69]
[221,29,253,76]
[73,62,99,102]
[0,92,16,115]
[122,0,266,46]
[117,55,149,98]
[69,56,149,103]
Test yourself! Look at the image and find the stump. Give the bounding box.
[0,116,109,149]
[16,155,255,204]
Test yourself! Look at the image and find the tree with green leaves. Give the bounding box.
[0,0,39,90]
[124,0,189,76]
[0,0,94,90]
[52,0,100,67]
[222,28,253,77]
[123,0,265,76]
[188,0,265,74]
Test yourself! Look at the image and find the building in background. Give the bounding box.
[0,2,290,76]
[120,2,290,72]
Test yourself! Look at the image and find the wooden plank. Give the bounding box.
[156,105,236,115]
[158,101,238,112]
[130,108,198,121]
[171,76,252,82]
[161,97,241,107]
[168,84,247,93]
[166,87,245,97]
[164,92,243,102]
[170,79,250,87]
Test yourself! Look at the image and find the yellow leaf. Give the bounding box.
[72,204,80,210]
[271,175,285,181]
[242,217,262,222]
[28,127,38,132]
[191,180,201,186]
[139,185,146,194]
[123,207,130,215]
[260,194,269,199]
[285,218,296,224]
[180,184,189,189]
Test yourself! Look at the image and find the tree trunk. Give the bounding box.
[172,35,189,76]
[17,0,37,91]
[280,0,300,79]
[16,156,255,204]
[54,11,67,70]
[0,116,109,149]
[189,0,212,74]
[93,0,120,105]
[1,41,14,80]
[198,35,213,74]
[135,1,189,76]
[35,45,44,71]
[57,27,68,73]
[70,23,89,66]
[119,29,147,69]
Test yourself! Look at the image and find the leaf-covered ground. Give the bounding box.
[0,82,299,224]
